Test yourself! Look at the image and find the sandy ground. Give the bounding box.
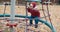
[0,5,60,32]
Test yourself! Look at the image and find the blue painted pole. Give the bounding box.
[10,0,16,32]
[10,0,16,22]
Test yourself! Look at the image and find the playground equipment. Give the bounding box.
[25,0,56,32]
[0,0,56,32]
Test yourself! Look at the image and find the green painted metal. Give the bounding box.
[0,14,56,32]
[38,19,56,32]
[0,14,50,18]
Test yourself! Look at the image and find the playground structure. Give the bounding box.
[0,0,56,32]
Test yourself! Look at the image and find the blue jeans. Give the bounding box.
[29,16,39,25]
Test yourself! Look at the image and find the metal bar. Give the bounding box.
[10,0,16,23]
[46,2,53,28]
[41,0,47,21]
[25,1,28,32]
[0,14,50,19]
[3,3,7,17]
[10,0,16,32]
[25,0,41,2]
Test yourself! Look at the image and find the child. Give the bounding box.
[27,2,40,28]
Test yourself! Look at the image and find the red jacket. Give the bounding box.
[27,8,40,17]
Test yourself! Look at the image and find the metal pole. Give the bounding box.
[46,3,53,28]
[10,0,16,32]
[41,0,47,21]
[45,1,56,32]
[25,1,28,32]
[10,0,16,21]
[3,3,7,20]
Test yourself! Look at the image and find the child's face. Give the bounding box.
[29,4,33,8]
